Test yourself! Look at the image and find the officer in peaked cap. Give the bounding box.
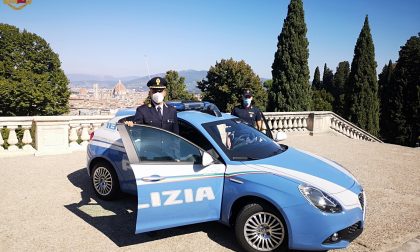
[231,89,262,130]
[125,77,179,134]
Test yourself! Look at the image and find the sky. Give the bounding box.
[1,0,419,79]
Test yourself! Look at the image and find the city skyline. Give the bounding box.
[1,0,419,79]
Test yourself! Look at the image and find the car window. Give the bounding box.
[126,125,202,164]
[178,119,222,162]
[203,119,286,160]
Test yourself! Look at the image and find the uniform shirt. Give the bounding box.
[231,105,262,128]
[133,103,179,134]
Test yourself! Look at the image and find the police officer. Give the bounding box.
[231,89,262,130]
[126,77,179,134]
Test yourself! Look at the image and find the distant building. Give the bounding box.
[112,80,127,97]
[93,83,99,100]
[79,88,88,96]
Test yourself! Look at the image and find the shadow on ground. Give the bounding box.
[65,168,242,251]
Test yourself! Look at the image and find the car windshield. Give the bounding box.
[203,119,286,160]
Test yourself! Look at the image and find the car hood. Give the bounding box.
[244,147,356,194]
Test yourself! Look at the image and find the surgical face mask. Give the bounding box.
[243,98,252,107]
[152,92,164,104]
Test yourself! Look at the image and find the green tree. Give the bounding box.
[387,34,420,146]
[322,63,334,93]
[263,79,273,91]
[165,70,195,101]
[269,0,311,112]
[332,61,350,116]
[197,58,267,112]
[378,60,395,141]
[312,66,321,90]
[0,23,70,116]
[311,89,334,111]
[345,16,380,136]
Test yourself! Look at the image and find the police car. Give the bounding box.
[87,101,365,252]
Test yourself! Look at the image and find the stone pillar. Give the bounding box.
[308,112,332,135]
[33,116,72,156]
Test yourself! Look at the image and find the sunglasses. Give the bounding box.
[151,89,165,93]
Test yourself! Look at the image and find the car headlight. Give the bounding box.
[299,185,342,213]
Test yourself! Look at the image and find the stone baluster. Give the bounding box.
[278,117,283,131]
[261,118,267,134]
[331,118,337,131]
[80,124,90,147]
[340,122,345,134]
[272,117,279,132]
[296,116,302,131]
[0,128,4,151]
[7,126,19,151]
[287,117,293,132]
[292,116,298,131]
[302,116,308,131]
[21,125,35,152]
[283,117,289,132]
[69,124,80,149]
[267,117,273,132]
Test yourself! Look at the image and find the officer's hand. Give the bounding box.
[125,121,134,127]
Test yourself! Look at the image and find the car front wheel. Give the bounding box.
[235,203,287,252]
[91,162,120,200]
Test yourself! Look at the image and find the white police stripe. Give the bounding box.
[90,140,126,153]
[226,164,361,210]
[296,148,358,183]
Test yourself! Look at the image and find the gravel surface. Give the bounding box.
[0,133,419,252]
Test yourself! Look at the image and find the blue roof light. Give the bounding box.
[167,101,222,117]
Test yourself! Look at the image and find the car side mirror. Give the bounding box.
[202,152,214,167]
[275,131,287,141]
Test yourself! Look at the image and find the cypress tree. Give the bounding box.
[378,60,395,141]
[345,16,379,136]
[332,61,350,116]
[388,34,420,146]
[269,0,311,112]
[322,63,334,93]
[312,66,321,90]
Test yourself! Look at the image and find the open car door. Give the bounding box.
[117,124,226,233]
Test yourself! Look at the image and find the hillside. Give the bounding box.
[67,70,207,93]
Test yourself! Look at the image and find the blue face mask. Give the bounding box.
[243,98,252,107]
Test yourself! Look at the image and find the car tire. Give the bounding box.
[235,203,288,252]
[91,162,120,200]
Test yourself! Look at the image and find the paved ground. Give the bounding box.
[0,133,419,252]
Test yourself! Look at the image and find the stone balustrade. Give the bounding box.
[0,115,113,156]
[263,112,310,134]
[262,111,382,142]
[0,111,381,157]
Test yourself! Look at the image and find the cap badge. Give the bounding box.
[156,78,160,85]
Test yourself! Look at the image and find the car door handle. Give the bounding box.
[141,175,165,182]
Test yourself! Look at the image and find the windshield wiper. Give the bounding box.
[232,156,259,161]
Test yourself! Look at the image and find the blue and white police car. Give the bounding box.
[87,101,365,252]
